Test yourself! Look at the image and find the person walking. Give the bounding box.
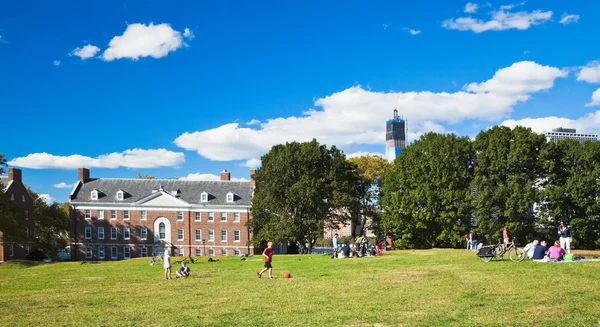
[558,221,573,254]
[257,242,274,279]
[163,249,172,280]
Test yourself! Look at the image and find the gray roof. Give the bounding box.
[71,178,252,206]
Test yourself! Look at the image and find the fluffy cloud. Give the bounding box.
[54,182,76,189]
[174,61,567,161]
[53,60,61,66]
[183,28,194,40]
[242,158,261,168]
[586,89,600,107]
[560,13,580,25]
[39,194,54,204]
[102,23,187,61]
[577,61,600,84]
[246,119,261,126]
[464,3,479,13]
[70,44,100,59]
[403,28,422,35]
[8,149,185,169]
[501,110,600,134]
[180,173,247,182]
[442,7,553,33]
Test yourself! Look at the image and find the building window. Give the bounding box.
[85,210,91,219]
[159,223,166,240]
[124,228,130,240]
[140,247,148,257]
[25,227,29,238]
[234,230,240,242]
[221,230,227,242]
[195,229,201,241]
[91,190,98,200]
[177,211,183,221]
[10,193,14,201]
[85,227,92,240]
[201,192,208,202]
[234,248,240,256]
[140,211,147,220]
[221,248,228,256]
[123,210,129,220]
[195,248,202,256]
[140,228,148,240]
[234,213,240,222]
[111,247,118,259]
[220,212,227,222]
[9,244,14,256]
[98,227,105,240]
[22,195,26,202]
[178,247,184,257]
[110,228,117,240]
[195,212,201,222]
[124,247,130,259]
[208,212,214,222]
[208,229,214,241]
[208,248,214,256]
[116,190,124,201]
[110,210,116,220]
[24,210,28,220]
[226,193,234,203]
[98,246,105,259]
[98,210,104,220]
[177,229,184,241]
[85,247,92,259]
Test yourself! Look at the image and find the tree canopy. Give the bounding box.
[28,190,70,260]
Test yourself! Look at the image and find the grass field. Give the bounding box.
[1,249,600,327]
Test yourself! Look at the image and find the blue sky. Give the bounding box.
[1,0,600,203]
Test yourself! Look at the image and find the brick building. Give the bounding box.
[0,168,35,262]
[69,168,255,260]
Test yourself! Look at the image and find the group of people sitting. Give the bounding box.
[331,233,384,259]
[523,240,569,261]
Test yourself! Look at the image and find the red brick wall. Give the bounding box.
[1,177,35,262]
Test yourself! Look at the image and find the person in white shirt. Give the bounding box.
[523,240,538,259]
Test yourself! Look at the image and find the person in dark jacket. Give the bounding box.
[470,230,478,251]
[532,240,548,260]
[558,221,573,254]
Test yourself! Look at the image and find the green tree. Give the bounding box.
[137,174,155,179]
[381,133,475,248]
[472,126,546,245]
[539,139,600,249]
[0,153,7,175]
[347,154,390,237]
[27,190,70,260]
[250,139,360,253]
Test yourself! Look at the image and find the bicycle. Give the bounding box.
[478,238,525,263]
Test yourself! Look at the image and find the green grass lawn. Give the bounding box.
[1,249,600,327]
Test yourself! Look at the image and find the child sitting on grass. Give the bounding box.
[176,261,190,278]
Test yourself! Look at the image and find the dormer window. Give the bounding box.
[116,190,124,201]
[91,190,98,200]
[226,192,234,203]
[201,192,208,202]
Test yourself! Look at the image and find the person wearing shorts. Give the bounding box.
[163,249,172,280]
[257,241,274,279]
[558,221,573,254]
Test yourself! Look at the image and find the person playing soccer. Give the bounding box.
[257,241,274,279]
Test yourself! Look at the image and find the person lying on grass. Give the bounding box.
[176,261,190,278]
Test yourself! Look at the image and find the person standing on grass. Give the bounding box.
[465,233,471,251]
[332,233,339,258]
[503,227,509,244]
[470,230,478,251]
[164,249,172,280]
[257,242,274,279]
[558,221,573,254]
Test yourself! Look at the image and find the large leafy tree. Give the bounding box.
[250,139,360,253]
[472,126,546,245]
[381,132,474,248]
[539,139,600,249]
[347,155,390,238]
[28,190,70,260]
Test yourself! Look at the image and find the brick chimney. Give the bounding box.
[220,169,230,181]
[8,168,22,183]
[250,169,256,189]
[78,168,90,182]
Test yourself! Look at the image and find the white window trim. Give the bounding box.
[110,210,116,220]
[208,229,214,242]
[140,210,147,221]
[85,210,91,219]
[98,227,105,240]
[140,247,148,257]
[85,227,92,240]
[208,248,214,256]
[141,228,148,241]
[98,210,104,220]
[234,248,240,256]
[194,212,201,222]
[111,247,118,259]
[178,247,184,257]
[116,190,124,201]
[9,244,14,256]
[221,230,227,242]
[85,247,93,259]
[177,229,184,241]
[123,210,130,220]
[234,230,241,242]
[226,192,234,203]
[195,229,202,241]
[177,211,184,221]
[201,192,208,203]
[195,248,202,256]
[110,228,117,240]
[22,195,26,202]
[220,212,227,222]
[25,245,31,256]
[234,212,240,223]
[124,227,131,240]
[124,247,130,259]
[98,246,105,259]
[91,190,98,200]
[221,248,228,256]
[208,212,214,222]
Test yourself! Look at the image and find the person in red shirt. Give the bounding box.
[257,241,274,279]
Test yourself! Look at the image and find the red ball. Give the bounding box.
[284,272,291,279]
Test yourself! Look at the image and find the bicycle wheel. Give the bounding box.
[479,255,493,262]
[508,247,525,262]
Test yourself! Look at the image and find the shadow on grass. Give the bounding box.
[1,260,58,268]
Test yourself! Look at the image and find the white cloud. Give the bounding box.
[585,89,600,107]
[180,173,247,182]
[464,3,479,13]
[174,61,567,161]
[70,44,100,59]
[102,23,185,61]
[39,194,54,204]
[501,110,600,134]
[53,60,61,66]
[560,13,580,25]
[577,61,600,84]
[8,149,185,169]
[346,152,384,159]
[183,28,194,40]
[54,182,76,189]
[442,7,553,33]
[246,119,261,126]
[242,158,261,168]
[405,28,421,35]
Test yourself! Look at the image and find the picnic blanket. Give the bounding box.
[533,258,600,263]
